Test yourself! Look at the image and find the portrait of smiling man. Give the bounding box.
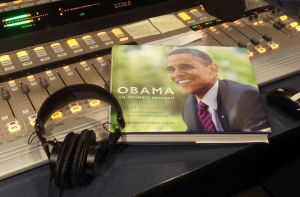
[166,48,270,133]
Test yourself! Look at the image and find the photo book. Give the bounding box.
[110,45,272,144]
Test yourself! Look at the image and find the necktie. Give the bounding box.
[198,102,216,133]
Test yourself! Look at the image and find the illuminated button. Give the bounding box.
[69,103,82,113]
[296,26,300,32]
[28,115,36,127]
[234,20,241,25]
[97,32,111,42]
[189,9,203,17]
[8,80,18,91]
[221,23,229,28]
[82,35,96,45]
[0,55,13,67]
[267,41,280,50]
[63,65,73,75]
[67,39,80,49]
[89,100,100,107]
[50,43,65,53]
[12,0,23,5]
[27,75,35,82]
[279,15,288,21]
[63,65,71,72]
[51,111,63,120]
[290,22,298,28]
[254,45,267,54]
[209,27,217,32]
[17,51,30,62]
[112,28,124,37]
[45,70,56,80]
[7,121,21,133]
[34,46,48,58]
[119,37,129,42]
[247,50,254,58]
[178,12,191,21]
[0,3,7,8]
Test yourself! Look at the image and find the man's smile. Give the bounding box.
[177,79,192,84]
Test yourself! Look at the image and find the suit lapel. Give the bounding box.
[217,80,231,131]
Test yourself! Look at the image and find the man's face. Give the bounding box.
[166,53,218,97]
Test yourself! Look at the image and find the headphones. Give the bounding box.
[34,83,125,189]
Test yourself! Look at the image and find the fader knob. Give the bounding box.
[1,88,11,100]
[250,38,260,45]
[273,22,283,30]
[263,34,272,42]
[20,83,30,94]
[238,41,247,48]
[39,78,49,89]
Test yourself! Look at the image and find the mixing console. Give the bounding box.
[0,0,300,180]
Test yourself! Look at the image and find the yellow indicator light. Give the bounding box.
[253,21,258,26]
[17,51,28,58]
[296,26,300,32]
[12,0,23,5]
[29,119,36,127]
[112,28,124,36]
[8,80,16,85]
[290,22,298,28]
[27,75,35,81]
[0,3,7,8]
[7,121,21,133]
[267,41,280,50]
[67,39,80,48]
[279,15,288,21]
[80,61,87,66]
[96,57,103,62]
[178,12,191,21]
[234,20,241,25]
[34,46,44,51]
[221,23,229,28]
[0,55,11,62]
[247,50,254,58]
[51,43,61,47]
[255,46,267,54]
[97,32,106,36]
[70,103,82,113]
[119,37,129,42]
[89,100,100,107]
[51,111,63,120]
[209,27,217,32]
[45,70,53,75]
[258,20,263,24]
[82,35,92,39]
[63,65,71,71]
[190,9,198,13]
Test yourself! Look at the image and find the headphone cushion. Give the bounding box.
[70,129,96,186]
[54,132,79,189]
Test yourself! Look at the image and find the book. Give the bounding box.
[110,45,271,144]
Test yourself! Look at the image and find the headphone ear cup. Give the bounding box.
[85,135,110,176]
[70,129,96,187]
[53,132,79,189]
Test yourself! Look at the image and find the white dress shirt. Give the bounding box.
[196,80,224,131]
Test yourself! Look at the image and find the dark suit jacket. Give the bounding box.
[183,80,270,132]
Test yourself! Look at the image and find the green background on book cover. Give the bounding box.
[111,45,257,132]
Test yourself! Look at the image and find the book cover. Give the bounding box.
[111,45,271,143]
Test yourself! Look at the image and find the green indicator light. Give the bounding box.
[5,20,31,27]
[80,12,85,16]
[216,19,222,22]
[4,14,30,22]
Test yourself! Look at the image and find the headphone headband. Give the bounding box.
[34,83,125,158]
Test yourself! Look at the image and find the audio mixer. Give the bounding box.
[0,0,300,180]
